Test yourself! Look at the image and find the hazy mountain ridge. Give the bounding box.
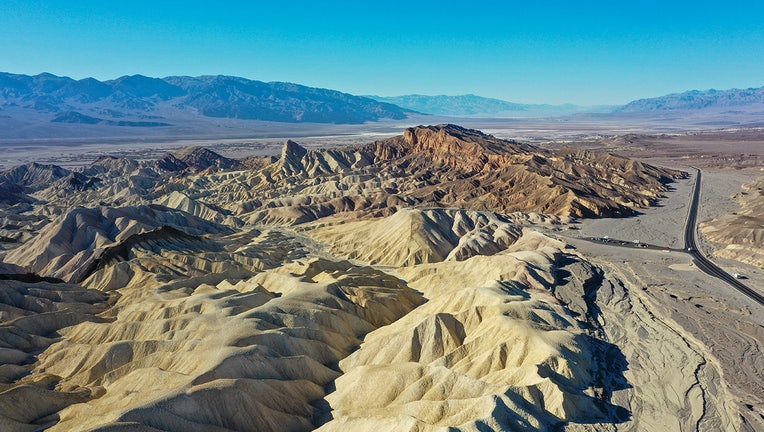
[2,72,763,141]
[0,72,411,125]
[370,86,764,117]
[367,94,605,117]
[616,86,764,112]
[368,94,526,116]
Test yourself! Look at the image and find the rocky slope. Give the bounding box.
[0,163,72,204]
[0,125,760,431]
[1,124,685,228]
[153,124,685,225]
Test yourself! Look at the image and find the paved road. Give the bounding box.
[684,169,764,306]
[573,169,763,306]
[580,236,681,252]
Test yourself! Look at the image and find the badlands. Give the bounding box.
[0,124,762,431]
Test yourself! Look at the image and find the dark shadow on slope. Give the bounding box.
[312,380,336,427]
[538,335,631,426]
[547,254,633,427]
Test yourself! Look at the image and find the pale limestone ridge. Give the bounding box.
[157,146,241,173]
[83,156,142,178]
[0,162,71,192]
[0,280,109,431]
[4,205,232,282]
[41,258,424,431]
[276,139,372,180]
[310,208,523,266]
[0,219,756,431]
[154,190,243,227]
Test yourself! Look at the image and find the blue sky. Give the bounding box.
[1,0,763,104]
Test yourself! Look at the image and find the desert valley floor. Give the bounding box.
[0,124,762,432]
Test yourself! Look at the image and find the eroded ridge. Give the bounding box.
[0,125,759,431]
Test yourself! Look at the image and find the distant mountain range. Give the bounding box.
[371,88,764,117]
[0,72,763,141]
[0,72,410,125]
[615,86,764,112]
[367,94,609,117]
